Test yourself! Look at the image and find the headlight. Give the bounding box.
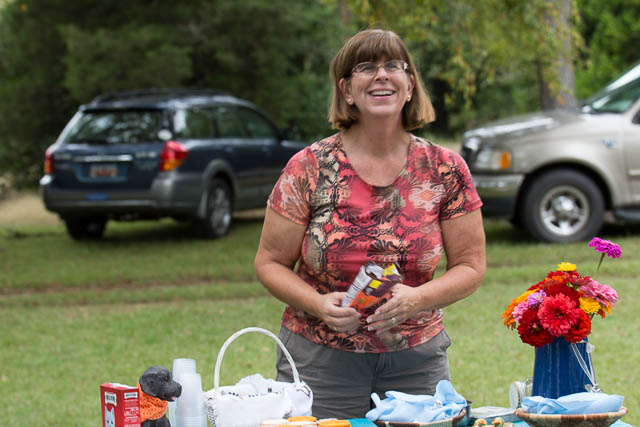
[475,147,512,170]
[462,136,480,151]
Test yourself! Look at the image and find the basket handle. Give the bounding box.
[213,327,302,391]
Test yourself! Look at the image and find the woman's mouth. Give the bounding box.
[369,90,395,97]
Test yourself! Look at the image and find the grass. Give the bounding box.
[1,193,639,425]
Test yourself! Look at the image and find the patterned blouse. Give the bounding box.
[267,133,482,353]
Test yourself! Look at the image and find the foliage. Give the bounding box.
[185,0,348,140]
[1,0,640,186]
[60,24,193,102]
[574,0,640,98]
[0,0,76,187]
[0,0,347,188]
[338,0,584,130]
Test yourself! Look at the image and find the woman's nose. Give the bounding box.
[373,65,390,79]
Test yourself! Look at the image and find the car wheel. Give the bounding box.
[64,217,107,240]
[194,179,232,238]
[521,170,604,243]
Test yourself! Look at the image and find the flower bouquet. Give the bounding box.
[502,237,621,398]
[502,238,620,348]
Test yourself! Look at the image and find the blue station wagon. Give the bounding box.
[40,89,307,239]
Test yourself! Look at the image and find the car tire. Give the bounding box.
[193,178,233,238]
[521,170,604,243]
[64,217,107,240]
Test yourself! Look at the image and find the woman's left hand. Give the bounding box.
[365,284,421,332]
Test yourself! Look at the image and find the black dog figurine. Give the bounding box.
[138,366,182,427]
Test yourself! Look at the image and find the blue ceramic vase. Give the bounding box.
[532,337,594,398]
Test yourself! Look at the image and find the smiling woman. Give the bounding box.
[254,29,486,420]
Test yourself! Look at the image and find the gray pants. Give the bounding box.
[276,327,451,419]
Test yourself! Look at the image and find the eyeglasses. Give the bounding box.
[351,60,408,76]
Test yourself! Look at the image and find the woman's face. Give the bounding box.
[340,58,414,124]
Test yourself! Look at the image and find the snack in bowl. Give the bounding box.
[473,417,514,427]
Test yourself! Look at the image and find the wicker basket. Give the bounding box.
[514,406,628,427]
[373,408,466,427]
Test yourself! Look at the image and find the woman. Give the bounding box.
[254,29,485,419]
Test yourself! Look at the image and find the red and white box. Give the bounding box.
[100,383,141,427]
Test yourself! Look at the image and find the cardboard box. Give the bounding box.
[100,383,141,427]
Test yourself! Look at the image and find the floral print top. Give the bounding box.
[268,133,482,353]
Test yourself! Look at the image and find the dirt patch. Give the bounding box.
[0,190,265,228]
[0,191,60,227]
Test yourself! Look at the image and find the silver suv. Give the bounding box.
[461,63,640,242]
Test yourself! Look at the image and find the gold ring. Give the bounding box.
[391,317,396,325]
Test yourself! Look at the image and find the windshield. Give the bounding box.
[583,63,640,114]
[62,109,166,144]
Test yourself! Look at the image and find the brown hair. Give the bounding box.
[328,29,435,131]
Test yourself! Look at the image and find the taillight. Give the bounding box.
[159,141,188,171]
[44,145,55,174]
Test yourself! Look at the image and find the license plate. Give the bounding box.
[89,163,118,178]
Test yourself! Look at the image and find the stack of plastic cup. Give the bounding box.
[169,358,202,427]
[175,372,207,427]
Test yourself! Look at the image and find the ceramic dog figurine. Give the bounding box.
[138,366,182,427]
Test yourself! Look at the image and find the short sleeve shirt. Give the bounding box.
[268,133,482,353]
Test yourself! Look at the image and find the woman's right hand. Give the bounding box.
[317,292,361,333]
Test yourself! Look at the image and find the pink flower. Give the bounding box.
[512,301,529,322]
[538,294,581,337]
[580,279,618,309]
[589,237,621,259]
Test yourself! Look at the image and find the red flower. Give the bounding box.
[538,294,581,337]
[544,282,581,303]
[569,274,592,288]
[517,308,554,347]
[564,310,592,343]
[545,270,570,285]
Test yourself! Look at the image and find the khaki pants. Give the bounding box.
[276,326,451,419]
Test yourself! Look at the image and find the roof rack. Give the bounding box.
[90,88,228,104]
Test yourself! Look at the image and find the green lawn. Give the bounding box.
[0,217,638,426]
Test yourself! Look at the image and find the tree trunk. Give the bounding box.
[538,0,577,110]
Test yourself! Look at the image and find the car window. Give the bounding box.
[180,109,215,139]
[214,106,248,138]
[63,110,164,144]
[236,108,278,138]
[588,77,640,114]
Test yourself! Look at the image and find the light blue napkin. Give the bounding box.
[521,392,624,415]
[366,380,467,423]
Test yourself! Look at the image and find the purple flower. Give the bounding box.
[528,290,546,307]
[589,237,622,258]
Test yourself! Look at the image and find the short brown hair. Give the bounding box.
[328,29,435,131]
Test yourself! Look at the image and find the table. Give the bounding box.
[347,419,635,427]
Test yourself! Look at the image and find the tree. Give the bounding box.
[183,0,348,140]
[536,0,578,109]
[0,1,73,187]
[0,0,347,187]
[336,0,583,130]
[575,0,640,98]
[60,24,193,102]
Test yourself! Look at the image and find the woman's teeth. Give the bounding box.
[370,90,394,96]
